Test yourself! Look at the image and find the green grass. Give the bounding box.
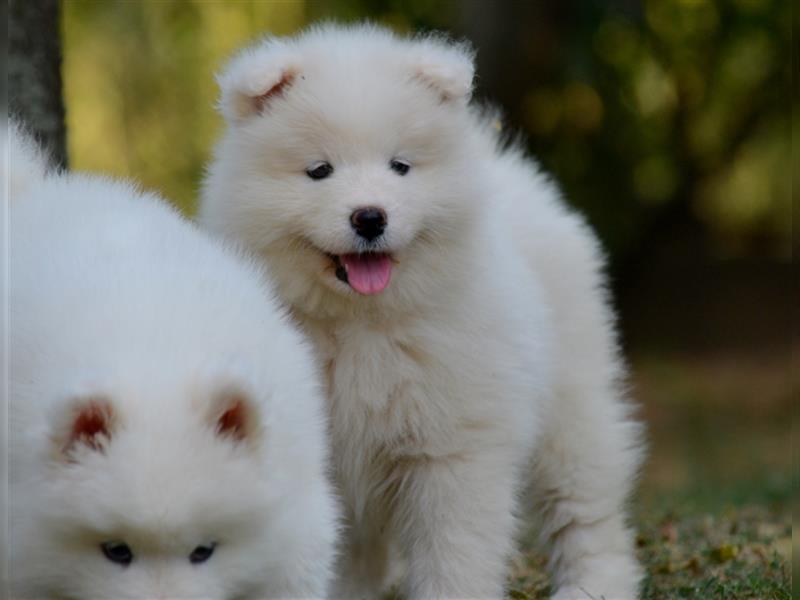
[506,505,792,599]
[506,355,795,599]
[636,506,791,599]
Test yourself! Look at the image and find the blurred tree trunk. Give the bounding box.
[9,0,67,169]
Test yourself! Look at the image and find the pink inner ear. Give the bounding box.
[216,398,248,441]
[253,72,296,114]
[68,399,113,453]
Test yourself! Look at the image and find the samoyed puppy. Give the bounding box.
[6,122,338,600]
[200,24,644,600]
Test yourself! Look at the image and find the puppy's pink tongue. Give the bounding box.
[341,253,392,295]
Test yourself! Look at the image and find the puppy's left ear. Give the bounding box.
[216,39,303,122]
[410,37,475,103]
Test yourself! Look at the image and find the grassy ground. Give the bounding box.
[508,355,795,599]
[509,505,792,599]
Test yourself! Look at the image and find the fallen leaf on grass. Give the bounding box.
[657,560,677,574]
[659,521,679,543]
[711,543,739,562]
[684,555,702,574]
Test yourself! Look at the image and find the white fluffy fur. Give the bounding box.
[201,24,644,600]
[8,124,338,599]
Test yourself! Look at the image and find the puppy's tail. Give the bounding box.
[3,119,54,200]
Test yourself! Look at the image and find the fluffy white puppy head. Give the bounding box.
[13,376,291,600]
[202,24,486,315]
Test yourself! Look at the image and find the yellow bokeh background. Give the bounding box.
[63,1,307,214]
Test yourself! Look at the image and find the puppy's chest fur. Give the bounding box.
[311,320,448,453]
[301,308,536,470]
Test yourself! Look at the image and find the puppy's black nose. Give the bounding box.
[350,207,387,241]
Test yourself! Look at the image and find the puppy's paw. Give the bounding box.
[552,583,638,600]
[551,585,595,600]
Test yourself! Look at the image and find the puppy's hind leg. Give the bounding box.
[519,203,646,599]
[532,343,644,599]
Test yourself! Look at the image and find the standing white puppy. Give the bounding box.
[7,123,338,600]
[201,24,644,600]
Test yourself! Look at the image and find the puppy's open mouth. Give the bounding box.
[327,252,393,295]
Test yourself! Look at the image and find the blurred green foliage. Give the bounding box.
[62,0,792,266]
[63,1,305,214]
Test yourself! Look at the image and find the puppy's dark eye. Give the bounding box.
[100,540,133,566]
[189,542,217,564]
[389,159,411,176]
[306,161,334,180]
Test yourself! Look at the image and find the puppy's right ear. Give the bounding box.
[217,40,302,122]
[200,378,264,450]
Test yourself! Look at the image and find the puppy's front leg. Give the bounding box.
[331,519,392,600]
[395,450,520,600]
